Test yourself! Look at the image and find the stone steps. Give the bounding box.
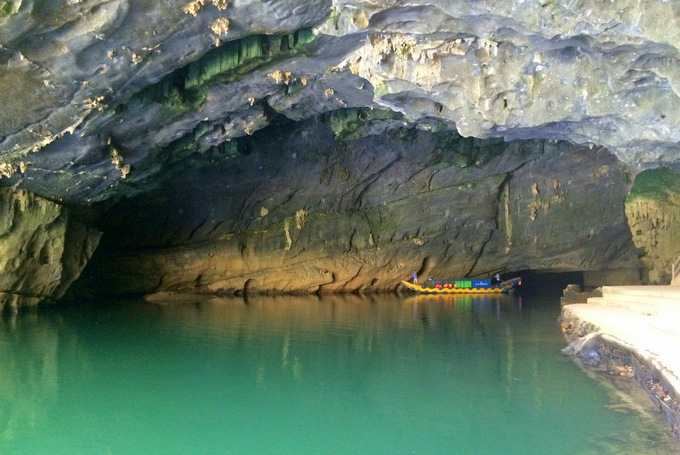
[588,294,680,315]
[601,285,680,300]
[563,285,680,436]
[586,286,680,336]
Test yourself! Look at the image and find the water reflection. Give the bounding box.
[0,294,676,455]
[0,311,91,445]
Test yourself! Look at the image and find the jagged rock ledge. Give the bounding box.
[560,299,680,442]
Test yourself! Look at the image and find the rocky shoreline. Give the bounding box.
[560,299,680,444]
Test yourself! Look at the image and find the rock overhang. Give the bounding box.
[1,1,680,205]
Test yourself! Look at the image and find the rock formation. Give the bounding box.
[625,168,680,284]
[69,119,640,296]
[0,187,100,311]
[2,1,680,303]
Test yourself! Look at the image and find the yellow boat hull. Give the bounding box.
[401,278,520,294]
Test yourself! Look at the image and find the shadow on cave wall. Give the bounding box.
[65,114,644,299]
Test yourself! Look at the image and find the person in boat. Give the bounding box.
[494,272,501,283]
[413,271,418,284]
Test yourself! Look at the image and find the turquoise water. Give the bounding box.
[0,293,676,454]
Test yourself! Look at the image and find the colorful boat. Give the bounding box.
[401,277,522,294]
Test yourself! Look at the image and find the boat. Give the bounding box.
[401,277,522,294]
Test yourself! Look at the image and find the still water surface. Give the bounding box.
[0,293,677,454]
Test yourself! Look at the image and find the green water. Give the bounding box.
[0,293,676,454]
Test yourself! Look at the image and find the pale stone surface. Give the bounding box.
[561,286,680,440]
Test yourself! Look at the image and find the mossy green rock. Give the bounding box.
[0,187,101,310]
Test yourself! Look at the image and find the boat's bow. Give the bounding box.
[499,277,522,292]
[401,280,424,292]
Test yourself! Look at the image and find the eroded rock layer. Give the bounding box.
[2,1,680,205]
[71,120,640,296]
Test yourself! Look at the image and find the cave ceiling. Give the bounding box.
[1,0,680,204]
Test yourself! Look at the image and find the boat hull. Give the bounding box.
[401,277,521,295]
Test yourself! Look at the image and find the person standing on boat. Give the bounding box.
[494,272,501,283]
[413,271,418,284]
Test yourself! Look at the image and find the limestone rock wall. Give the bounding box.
[72,121,641,296]
[625,168,680,283]
[4,1,676,298]
[0,187,101,310]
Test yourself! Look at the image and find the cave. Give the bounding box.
[0,1,679,306]
[4,2,680,452]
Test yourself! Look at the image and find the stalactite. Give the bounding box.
[134,28,316,114]
[624,167,680,282]
[183,28,315,90]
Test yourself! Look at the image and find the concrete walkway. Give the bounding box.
[561,285,680,439]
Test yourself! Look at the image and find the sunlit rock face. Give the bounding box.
[0,188,100,310]
[625,168,680,284]
[2,0,680,300]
